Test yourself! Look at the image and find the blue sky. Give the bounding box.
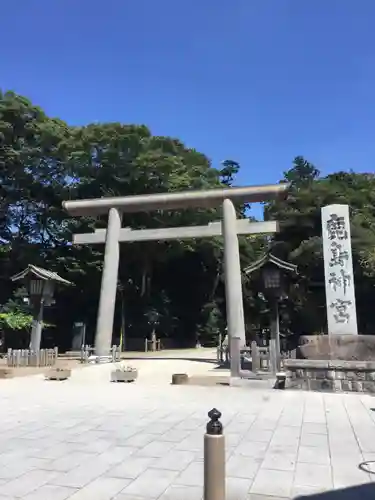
[2,0,375,192]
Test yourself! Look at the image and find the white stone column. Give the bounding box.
[222,199,246,377]
[95,208,122,356]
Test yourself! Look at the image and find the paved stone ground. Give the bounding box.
[0,354,375,499]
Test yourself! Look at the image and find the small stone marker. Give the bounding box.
[45,368,71,381]
[172,373,189,385]
[275,372,286,389]
[0,368,13,379]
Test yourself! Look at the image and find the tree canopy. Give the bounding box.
[1,90,374,350]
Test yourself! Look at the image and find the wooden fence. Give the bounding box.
[217,342,295,372]
[7,348,58,368]
[80,345,121,363]
[144,338,162,352]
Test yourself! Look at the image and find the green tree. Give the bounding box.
[283,156,320,186]
[220,159,240,186]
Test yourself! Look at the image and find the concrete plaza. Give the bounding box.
[0,351,374,499]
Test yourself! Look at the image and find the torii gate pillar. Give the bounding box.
[223,199,246,349]
[95,207,122,357]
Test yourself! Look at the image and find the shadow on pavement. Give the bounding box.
[295,483,374,499]
[120,356,219,364]
[120,356,258,372]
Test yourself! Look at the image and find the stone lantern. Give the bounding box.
[11,265,72,352]
[245,253,297,373]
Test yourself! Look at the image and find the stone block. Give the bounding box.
[171,373,188,385]
[329,360,368,370]
[308,379,320,391]
[315,370,328,380]
[65,476,131,500]
[285,378,295,389]
[341,380,352,392]
[159,485,203,500]
[363,381,375,393]
[250,468,294,498]
[298,334,375,361]
[309,379,333,392]
[294,463,333,490]
[320,379,334,391]
[45,369,71,381]
[346,371,358,381]
[173,461,203,487]
[351,381,363,393]
[300,380,309,390]
[284,359,329,370]
[0,368,13,379]
[333,380,342,392]
[288,378,305,390]
[366,372,375,381]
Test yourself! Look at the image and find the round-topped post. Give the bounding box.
[204,408,225,500]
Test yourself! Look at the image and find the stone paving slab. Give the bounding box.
[0,365,375,499]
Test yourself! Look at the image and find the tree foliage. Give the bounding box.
[1,90,375,350]
[0,312,33,330]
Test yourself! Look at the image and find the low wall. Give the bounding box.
[284,359,375,393]
[297,335,375,360]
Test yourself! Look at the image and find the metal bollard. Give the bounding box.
[204,408,225,500]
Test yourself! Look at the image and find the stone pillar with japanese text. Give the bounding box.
[321,204,358,335]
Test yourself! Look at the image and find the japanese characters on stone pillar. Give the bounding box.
[321,204,358,335]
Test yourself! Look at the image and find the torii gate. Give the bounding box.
[63,183,288,377]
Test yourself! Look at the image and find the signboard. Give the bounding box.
[321,204,358,335]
